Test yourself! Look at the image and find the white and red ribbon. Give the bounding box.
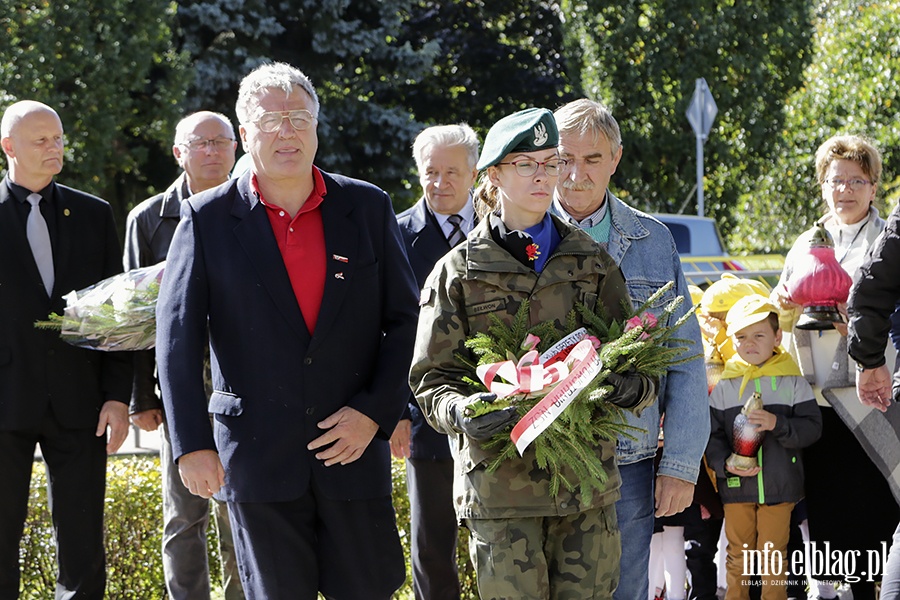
[473,328,603,455]
[510,338,603,455]
[476,350,569,400]
[539,327,588,364]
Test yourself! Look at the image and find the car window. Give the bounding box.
[664,223,691,255]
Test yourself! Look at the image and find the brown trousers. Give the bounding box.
[723,502,795,600]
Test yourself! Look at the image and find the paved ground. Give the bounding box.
[118,424,162,454]
[34,424,162,459]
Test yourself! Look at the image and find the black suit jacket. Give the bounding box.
[156,170,419,503]
[396,198,457,461]
[0,177,131,431]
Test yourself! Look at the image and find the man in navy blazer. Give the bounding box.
[155,63,419,599]
[0,100,131,598]
[392,124,479,600]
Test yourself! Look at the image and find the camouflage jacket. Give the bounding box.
[410,214,648,519]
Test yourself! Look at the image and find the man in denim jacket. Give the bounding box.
[552,99,708,600]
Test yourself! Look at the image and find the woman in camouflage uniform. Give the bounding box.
[409,108,657,599]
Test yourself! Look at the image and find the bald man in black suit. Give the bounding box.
[0,100,131,599]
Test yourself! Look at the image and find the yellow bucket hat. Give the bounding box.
[701,273,771,313]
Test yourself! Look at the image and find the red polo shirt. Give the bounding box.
[253,168,327,334]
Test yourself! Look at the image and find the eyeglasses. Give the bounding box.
[182,137,235,152]
[496,158,568,177]
[253,110,316,133]
[824,177,873,191]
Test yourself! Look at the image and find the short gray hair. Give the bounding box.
[236,62,319,124]
[412,123,480,172]
[174,111,234,145]
[554,99,621,154]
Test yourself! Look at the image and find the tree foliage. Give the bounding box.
[176,0,580,210]
[176,0,436,209]
[5,0,895,254]
[732,0,900,252]
[562,0,814,236]
[0,0,191,226]
[394,1,579,130]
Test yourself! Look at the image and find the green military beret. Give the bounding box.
[476,107,559,170]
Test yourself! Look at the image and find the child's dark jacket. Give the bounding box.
[706,374,822,505]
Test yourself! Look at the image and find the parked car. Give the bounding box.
[651,213,783,288]
[651,213,726,257]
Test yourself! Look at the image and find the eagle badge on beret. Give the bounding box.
[533,122,548,146]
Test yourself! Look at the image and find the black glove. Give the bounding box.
[606,371,658,409]
[450,392,519,441]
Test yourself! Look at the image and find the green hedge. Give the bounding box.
[20,455,476,599]
[21,456,221,599]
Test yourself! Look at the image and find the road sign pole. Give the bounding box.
[696,132,704,218]
[686,77,717,218]
[694,78,705,218]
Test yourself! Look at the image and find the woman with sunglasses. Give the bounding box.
[410,107,656,599]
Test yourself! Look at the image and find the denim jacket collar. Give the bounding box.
[605,191,650,265]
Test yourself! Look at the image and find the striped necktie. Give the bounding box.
[446,213,464,247]
[26,193,54,296]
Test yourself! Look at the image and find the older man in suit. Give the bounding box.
[155,63,419,599]
[392,123,479,600]
[0,100,131,598]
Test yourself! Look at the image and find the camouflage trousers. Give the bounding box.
[464,504,621,600]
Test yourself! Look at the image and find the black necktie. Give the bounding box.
[446,213,464,246]
[26,193,54,296]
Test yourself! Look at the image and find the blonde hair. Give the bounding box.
[473,171,501,221]
[815,134,882,187]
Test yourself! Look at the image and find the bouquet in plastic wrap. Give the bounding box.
[35,262,165,351]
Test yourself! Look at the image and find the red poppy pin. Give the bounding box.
[525,243,540,261]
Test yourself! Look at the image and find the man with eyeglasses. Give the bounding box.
[551,99,707,600]
[123,111,242,600]
[155,62,418,599]
[392,123,479,600]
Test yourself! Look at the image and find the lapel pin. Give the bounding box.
[63,208,70,216]
[332,254,349,263]
[335,272,344,280]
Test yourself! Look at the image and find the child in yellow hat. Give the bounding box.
[705,295,822,600]
[699,274,773,364]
